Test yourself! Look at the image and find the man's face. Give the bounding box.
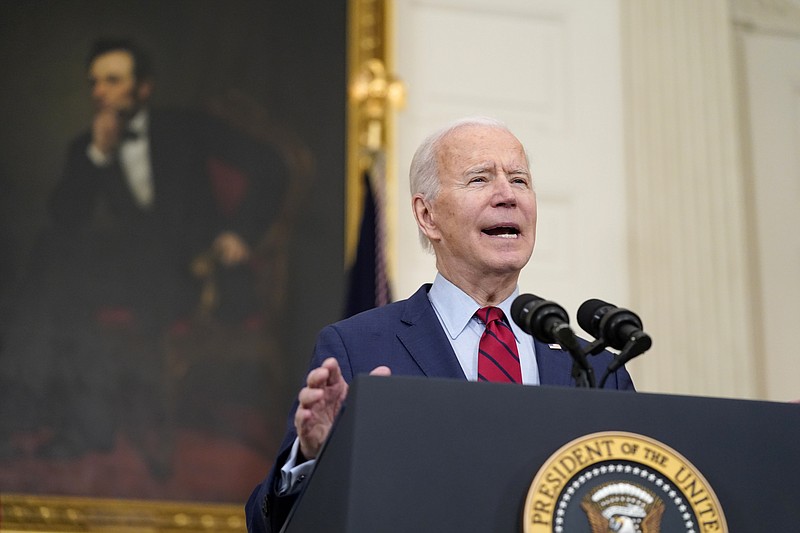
[88,50,147,116]
[418,125,537,283]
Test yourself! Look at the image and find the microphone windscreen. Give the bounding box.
[511,293,540,325]
[577,298,611,337]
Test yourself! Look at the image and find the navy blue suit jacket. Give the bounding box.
[245,284,635,532]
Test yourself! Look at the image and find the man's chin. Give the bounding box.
[482,242,532,263]
[483,256,529,276]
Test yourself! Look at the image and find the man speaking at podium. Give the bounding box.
[246,117,635,532]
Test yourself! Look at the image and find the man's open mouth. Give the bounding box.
[482,225,520,238]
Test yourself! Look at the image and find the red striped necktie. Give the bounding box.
[476,306,522,383]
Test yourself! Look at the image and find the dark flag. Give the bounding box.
[344,169,391,318]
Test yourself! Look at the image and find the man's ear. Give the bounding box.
[412,194,440,242]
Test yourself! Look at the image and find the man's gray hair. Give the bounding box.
[408,116,525,251]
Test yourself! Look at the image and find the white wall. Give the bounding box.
[734,0,800,402]
[388,0,798,401]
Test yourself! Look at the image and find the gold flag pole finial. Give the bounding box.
[350,58,405,155]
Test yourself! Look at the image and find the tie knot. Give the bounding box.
[477,306,506,326]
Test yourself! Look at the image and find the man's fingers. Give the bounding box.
[294,405,319,427]
[320,357,343,385]
[297,386,324,408]
[305,365,331,388]
[306,357,342,387]
[294,406,310,426]
[294,358,354,460]
[369,365,392,377]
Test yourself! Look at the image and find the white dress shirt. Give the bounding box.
[86,110,154,208]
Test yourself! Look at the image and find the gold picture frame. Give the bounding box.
[0,493,244,533]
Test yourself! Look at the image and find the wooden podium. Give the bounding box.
[284,375,800,532]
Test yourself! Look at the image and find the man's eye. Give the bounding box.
[469,176,487,183]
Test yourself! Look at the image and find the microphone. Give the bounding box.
[577,299,652,386]
[577,299,652,352]
[512,294,595,387]
[511,294,574,347]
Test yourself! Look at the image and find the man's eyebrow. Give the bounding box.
[465,163,495,175]
[507,166,530,175]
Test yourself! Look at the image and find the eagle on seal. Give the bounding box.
[581,481,665,533]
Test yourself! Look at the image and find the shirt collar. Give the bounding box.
[429,273,520,340]
[126,109,149,136]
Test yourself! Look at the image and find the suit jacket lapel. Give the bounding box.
[396,285,467,380]
[535,339,575,387]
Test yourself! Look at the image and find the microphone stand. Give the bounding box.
[597,334,651,388]
[570,359,594,388]
[552,325,596,388]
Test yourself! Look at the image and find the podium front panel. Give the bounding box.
[284,375,800,532]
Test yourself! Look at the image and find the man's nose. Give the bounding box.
[491,177,517,206]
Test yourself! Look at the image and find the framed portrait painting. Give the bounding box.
[0,0,361,529]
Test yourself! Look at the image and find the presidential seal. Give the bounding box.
[523,432,727,533]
